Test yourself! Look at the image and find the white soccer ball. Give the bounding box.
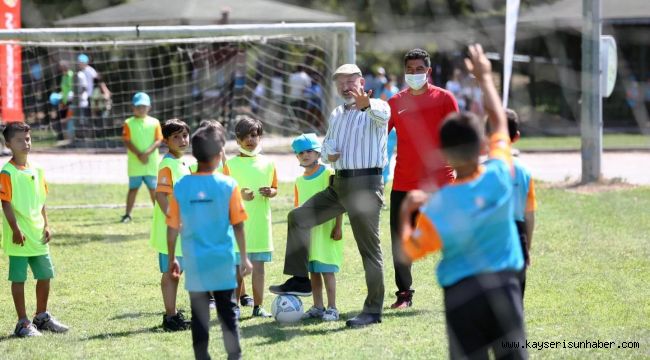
[271,295,304,323]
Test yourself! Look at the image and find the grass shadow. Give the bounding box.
[0,334,18,342]
[237,309,429,345]
[241,319,347,345]
[52,232,148,247]
[83,325,161,341]
[109,311,160,321]
[380,308,434,318]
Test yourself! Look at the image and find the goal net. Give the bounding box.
[0,23,355,150]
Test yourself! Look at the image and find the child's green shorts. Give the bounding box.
[8,254,54,282]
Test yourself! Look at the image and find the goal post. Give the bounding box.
[0,22,355,150]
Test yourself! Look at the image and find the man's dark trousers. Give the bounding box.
[283,173,385,314]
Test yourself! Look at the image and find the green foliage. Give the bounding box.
[0,183,647,358]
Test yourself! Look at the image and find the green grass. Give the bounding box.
[0,183,648,359]
[515,134,650,151]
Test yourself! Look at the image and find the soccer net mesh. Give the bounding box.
[3,24,354,150]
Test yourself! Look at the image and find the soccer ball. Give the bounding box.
[271,295,304,323]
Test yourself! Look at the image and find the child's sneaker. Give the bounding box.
[120,214,132,223]
[240,294,254,307]
[14,319,42,337]
[32,312,69,333]
[302,306,325,319]
[252,306,272,318]
[162,311,190,332]
[322,307,339,321]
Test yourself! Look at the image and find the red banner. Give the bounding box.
[0,0,22,123]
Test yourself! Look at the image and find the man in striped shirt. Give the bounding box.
[270,64,390,328]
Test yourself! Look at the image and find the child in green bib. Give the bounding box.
[223,116,277,318]
[291,134,344,321]
[0,122,69,337]
[150,119,195,331]
[120,92,163,223]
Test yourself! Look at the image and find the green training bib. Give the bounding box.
[1,162,48,257]
[225,155,275,253]
[296,166,343,267]
[150,155,195,255]
[125,116,161,177]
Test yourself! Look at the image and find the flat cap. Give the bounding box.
[332,64,362,79]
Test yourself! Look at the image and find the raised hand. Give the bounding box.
[464,44,493,81]
[351,87,372,110]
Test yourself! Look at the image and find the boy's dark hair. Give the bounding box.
[191,124,226,163]
[162,118,190,139]
[484,108,519,142]
[3,122,31,142]
[234,115,263,139]
[198,119,224,131]
[404,48,431,68]
[505,108,519,142]
[440,112,484,163]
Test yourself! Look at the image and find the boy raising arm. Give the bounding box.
[400,44,527,359]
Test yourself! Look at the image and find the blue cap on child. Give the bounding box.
[291,133,321,154]
[49,92,62,106]
[77,54,90,64]
[132,92,151,107]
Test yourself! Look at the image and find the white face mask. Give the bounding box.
[239,145,261,157]
[404,73,428,90]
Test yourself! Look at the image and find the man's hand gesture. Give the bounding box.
[352,88,372,110]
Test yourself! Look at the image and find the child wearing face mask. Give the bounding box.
[223,115,278,318]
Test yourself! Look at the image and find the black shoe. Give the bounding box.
[175,310,191,327]
[240,294,254,307]
[162,311,190,332]
[120,214,132,223]
[268,277,312,297]
[345,313,381,328]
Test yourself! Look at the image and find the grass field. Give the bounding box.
[515,134,650,151]
[0,183,648,359]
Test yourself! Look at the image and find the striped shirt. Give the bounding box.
[321,98,390,170]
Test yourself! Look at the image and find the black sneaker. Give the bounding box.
[240,294,254,307]
[268,276,312,297]
[162,312,190,332]
[176,310,191,327]
[120,214,132,223]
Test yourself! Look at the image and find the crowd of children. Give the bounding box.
[0,43,537,359]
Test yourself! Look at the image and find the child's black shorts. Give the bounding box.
[443,270,527,360]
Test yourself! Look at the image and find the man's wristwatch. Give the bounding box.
[359,105,370,112]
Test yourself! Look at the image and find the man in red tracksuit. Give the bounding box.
[387,48,459,309]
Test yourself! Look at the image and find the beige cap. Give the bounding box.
[332,64,362,79]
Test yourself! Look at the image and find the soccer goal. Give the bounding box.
[0,23,355,150]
